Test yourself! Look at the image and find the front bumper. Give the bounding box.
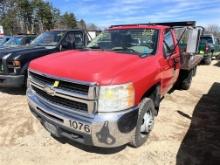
[0,75,24,87]
[27,88,139,148]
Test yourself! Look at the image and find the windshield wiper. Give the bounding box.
[111,47,140,55]
[31,43,56,47]
[87,46,102,49]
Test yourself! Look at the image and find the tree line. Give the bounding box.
[205,24,220,38]
[0,0,99,35]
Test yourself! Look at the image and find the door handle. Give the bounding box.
[174,58,180,64]
[173,58,180,70]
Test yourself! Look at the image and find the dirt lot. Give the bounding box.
[0,61,220,165]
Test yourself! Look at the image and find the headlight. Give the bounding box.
[12,60,21,68]
[7,60,21,69]
[98,82,135,112]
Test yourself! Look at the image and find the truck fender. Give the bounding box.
[141,83,161,115]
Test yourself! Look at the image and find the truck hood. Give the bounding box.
[0,45,56,59]
[29,50,143,85]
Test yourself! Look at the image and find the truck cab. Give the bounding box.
[27,22,202,148]
[0,36,11,46]
[0,34,36,49]
[0,29,88,88]
[199,34,220,64]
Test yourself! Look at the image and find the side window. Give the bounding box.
[25,37,31,44]
[62,32,76,49]
[62,32,84,49]
[164,30,175,57]
[74,32,84,48]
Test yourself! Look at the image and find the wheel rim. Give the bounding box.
[140,109,154,137]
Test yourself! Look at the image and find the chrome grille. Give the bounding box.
[29,70,97,114]
[29,71,90,95]
[32,86,88,112]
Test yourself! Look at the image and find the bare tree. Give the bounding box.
[205,24,220,37]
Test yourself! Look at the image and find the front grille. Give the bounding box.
[30,71,54,84]
[32,86,88,112]
[30,71,90,95]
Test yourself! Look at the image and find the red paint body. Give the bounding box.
[29,25,181,106]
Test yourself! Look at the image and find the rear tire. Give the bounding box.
[130,98,155,148]
[176,69,193,90]
[180,70,193,90]
[203,57,211,65]
[192,66,197,77]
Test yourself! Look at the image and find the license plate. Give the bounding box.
[44,122,58,135]
[67,120,91,134]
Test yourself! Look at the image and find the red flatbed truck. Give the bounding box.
[27,21,203,148]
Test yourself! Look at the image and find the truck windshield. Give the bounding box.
[200,36,213,44]
[31,31,65,46]
[87,29,159,56]
[3,37,22,46]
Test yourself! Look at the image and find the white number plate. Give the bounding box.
[67,120,91,134]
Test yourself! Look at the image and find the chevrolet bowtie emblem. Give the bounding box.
[44,86,55,96]
[53,81,60,87]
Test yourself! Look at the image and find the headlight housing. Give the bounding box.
[9,60,21,68]
[98,82,135,112]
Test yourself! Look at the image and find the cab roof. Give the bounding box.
[50,29,84,32]
[109,25,169,30]
[109,21,196,30]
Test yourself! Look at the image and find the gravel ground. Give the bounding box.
[0,61,220,165]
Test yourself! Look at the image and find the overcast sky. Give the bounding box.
[51,0,220,28]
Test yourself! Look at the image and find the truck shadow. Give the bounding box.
[176,82,220,165]
[51,135,126,154]
[0,87,26,95]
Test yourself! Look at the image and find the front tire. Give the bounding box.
[130,98,155,148]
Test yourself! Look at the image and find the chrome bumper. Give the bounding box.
[27,88,138,148]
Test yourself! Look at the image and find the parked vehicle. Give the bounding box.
[0,36,11,46]
[0,25,3,35]
[0,29,88,88]
[198,34,220,64]
[0,34,36,49]
[27,21,202,148]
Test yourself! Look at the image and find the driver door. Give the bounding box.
[161,29,180,94]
